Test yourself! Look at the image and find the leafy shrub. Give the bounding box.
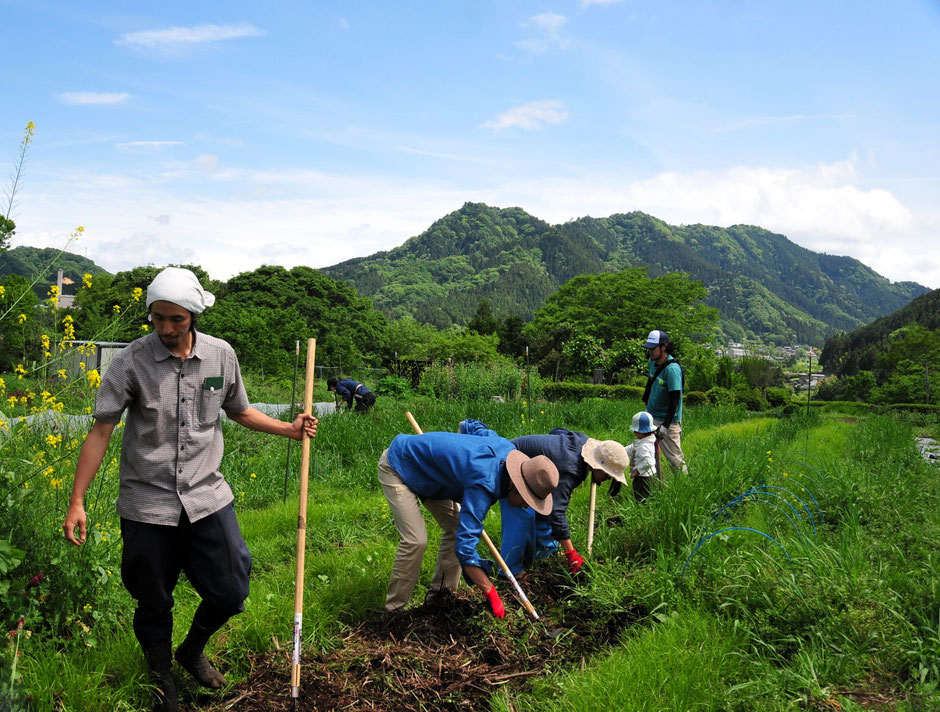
[373,374,412,399]
[705,386,735,406]
[734,388,769,411]
[685,390,706,406]
[765,387,790,408]
[417,361,534,400]
[542,382,645,401]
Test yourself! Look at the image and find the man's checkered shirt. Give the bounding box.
[94,330,250,525]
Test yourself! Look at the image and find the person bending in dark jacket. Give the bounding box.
[458,420,628,576]
[327,377,376,412]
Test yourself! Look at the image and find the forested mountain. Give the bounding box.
[819,287,940,377]
[322,203,928,345]
[0,246,109,296]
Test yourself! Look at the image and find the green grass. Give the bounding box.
[4,396,940,710]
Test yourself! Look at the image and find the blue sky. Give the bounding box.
[3,0,939,288]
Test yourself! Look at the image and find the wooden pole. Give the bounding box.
[586,480,597,555]
[290,338,316,709]
[283,339,301,503]
[404,411,540,620]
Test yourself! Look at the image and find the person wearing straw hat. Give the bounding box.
[458,420,627,576]
[642,329,688,475]
[62,267,319,712]
[378,431,558,618]
[504,432,627,576]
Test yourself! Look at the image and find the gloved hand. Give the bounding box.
[654,426,665,441]
[484,585,505,619]
[608,479,623,498]
[565,549,585,575]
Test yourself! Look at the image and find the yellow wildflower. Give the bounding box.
[141,324,149,332]
[112,304,121,314]
[87,369,101,388]
[83,273,93,288]
[131,287,143,302]
[17,313,26,324]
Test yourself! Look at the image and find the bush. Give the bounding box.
[685,390,707,406]
[765,387,790,408]
[541,382,645,402]
[373,374,413,399]
[417,361,536,400]
[705,386,735,406]
[734,388,769,411]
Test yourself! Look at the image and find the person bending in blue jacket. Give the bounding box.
[459,419,627,577]
[327,377,376,412]
[378,431,558,618]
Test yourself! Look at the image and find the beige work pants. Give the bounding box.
[377,449,462,611]
[651,419,689,475]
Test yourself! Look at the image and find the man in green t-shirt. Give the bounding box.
[642,330,688,475]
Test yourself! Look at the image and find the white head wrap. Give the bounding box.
[146,267,215,314]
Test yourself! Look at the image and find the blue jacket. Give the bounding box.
[386,431,515,568]
[511,428,589,541]
[334,378,372,407]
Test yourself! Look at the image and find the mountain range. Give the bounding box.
[3,203,928,348]
[321,202,928,346]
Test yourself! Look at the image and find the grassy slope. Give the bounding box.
[15,401,940,711]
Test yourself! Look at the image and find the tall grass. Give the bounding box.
[5,390,940,710]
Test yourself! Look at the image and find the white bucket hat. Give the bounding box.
[580,438,628,484]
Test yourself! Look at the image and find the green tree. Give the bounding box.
[0,216,14,253]
[524,268,718,380]
[0,274,39,368]
[467,298,500,335]
[213,265,389,372]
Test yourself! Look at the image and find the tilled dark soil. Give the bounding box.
[197,568,646,712]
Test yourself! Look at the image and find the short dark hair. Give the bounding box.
[327,377,339,390]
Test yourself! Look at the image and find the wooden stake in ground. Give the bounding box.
[586,480,597,555]
[290,338,316,710]
[404,411,540,621]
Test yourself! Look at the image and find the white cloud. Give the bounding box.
[57,92,131,106]
[517,12,569,54]
[12,159,939,289]
[115,141,183,153]
[193,154,220,172]
[480,100,569,132]
[116,23,266,53]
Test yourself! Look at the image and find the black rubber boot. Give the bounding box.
[143,645,179,712]
[175,621,227,689]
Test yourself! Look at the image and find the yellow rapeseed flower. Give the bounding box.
[83,273,93,289]
[112,304,121,314]
[131,287,143,302]
[17,313,26,324]
[87,369,102,388]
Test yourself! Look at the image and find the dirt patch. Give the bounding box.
[199,568,646,711]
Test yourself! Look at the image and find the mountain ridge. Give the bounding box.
[322,202,927,345]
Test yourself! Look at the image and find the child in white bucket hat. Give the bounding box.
[626,411,658,503]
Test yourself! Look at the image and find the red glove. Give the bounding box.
[484,585,505,619]
[565,549,585,575]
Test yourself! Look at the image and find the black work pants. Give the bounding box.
[121,503,252,649]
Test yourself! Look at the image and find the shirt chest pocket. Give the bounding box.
[196,388,224,427]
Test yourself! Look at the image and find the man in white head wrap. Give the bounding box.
[63,267,318,712]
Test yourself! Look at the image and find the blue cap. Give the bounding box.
[643,330,669,349]
[631,411,655,434]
